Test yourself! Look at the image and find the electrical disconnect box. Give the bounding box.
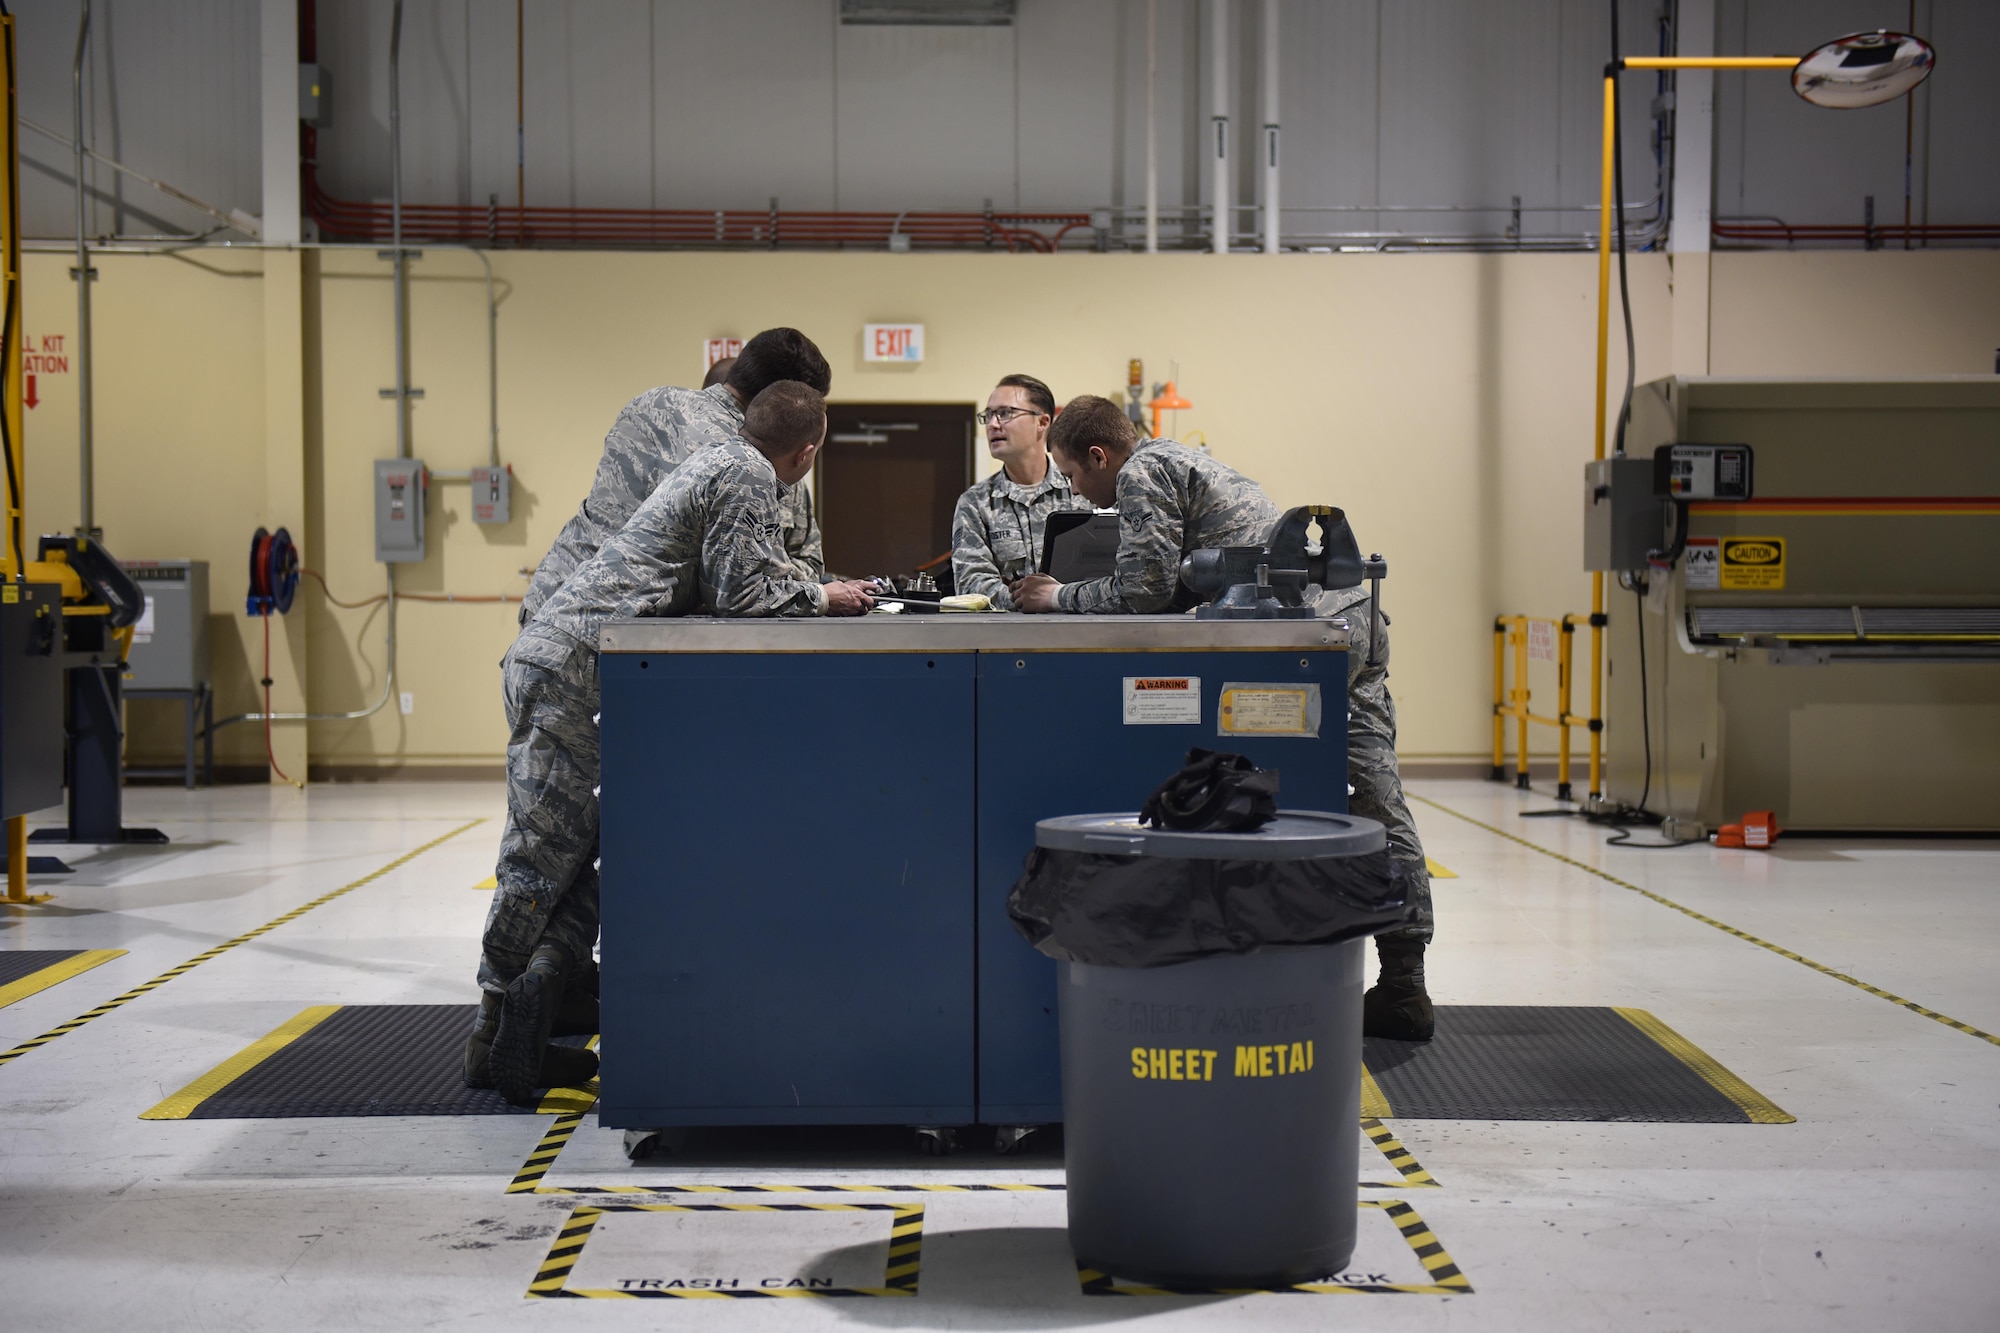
[374,460,429,563]
[298,62,328,126]
[123,561,210,691]
[471,465,512,525]
[1583,456,1661,572]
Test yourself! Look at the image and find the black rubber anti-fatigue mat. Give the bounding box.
[187,1004,589,1118]
[0,950,88,988]
[1363,1005,1781,1123]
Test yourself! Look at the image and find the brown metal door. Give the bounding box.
[815,403,975,579]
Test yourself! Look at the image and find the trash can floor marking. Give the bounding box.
[1077,1199,1470,1297]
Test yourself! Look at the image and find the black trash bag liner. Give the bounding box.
[1139,748,1278,833]
[1008,846,1415,969]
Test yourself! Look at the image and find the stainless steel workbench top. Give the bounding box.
[599,614,1352,653]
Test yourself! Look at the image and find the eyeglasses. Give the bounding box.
[977,406,1040,428]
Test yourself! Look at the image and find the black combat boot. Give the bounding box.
[551,955,599,1038]
[464,990,599,1092]
[1363,939,1435,1042]
[492,943,596,1105]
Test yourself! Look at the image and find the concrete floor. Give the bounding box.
[1,779,1995,1329]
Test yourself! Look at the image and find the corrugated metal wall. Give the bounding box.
[13,0,1997,244]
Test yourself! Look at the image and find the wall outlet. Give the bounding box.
[399,692,415,715]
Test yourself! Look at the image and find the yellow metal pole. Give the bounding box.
[1583,56,1792,805]
[1623,56,1798,69]
[1557,618,1574,799]
[1491,620,1506,780]
[1,14,22,584]
[1587,73,1616,803]
[1513,622,1530,789]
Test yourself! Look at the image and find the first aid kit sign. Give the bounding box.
[863,323,925,363]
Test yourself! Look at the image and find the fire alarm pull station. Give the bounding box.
[374,459,429,563]
[470,465,512,525]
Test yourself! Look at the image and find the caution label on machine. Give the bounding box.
[1719,537,1786,590]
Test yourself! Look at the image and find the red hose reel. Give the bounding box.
[246,526,300,617]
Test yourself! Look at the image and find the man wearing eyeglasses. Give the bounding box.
[950,375,1090,609]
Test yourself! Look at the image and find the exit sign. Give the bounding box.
[863,323,925,363]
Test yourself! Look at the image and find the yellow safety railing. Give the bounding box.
[1491,615,1593,800]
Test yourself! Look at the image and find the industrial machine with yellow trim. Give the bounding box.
[1599,376,2000,833]
[0,10,158,904]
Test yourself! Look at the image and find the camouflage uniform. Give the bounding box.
[519,383,823,624]
[950,463,1089,609]
[481,440,827,993]
[1054,439,1282,614]
[1318,584,1433,945]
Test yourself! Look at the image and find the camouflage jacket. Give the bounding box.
[520,383,823,622]
[530,440,827,649]
[1054,439,1281,614]
[950,462,1089,609]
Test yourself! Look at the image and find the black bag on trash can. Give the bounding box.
[1007,757,1414,1288]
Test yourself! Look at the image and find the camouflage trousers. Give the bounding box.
[478,626,603,995]
[1319,587,1434,946]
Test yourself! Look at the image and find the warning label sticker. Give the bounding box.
[1218,683,1321,738]
[1719,536,1786,590]
[1684,537,1720,589]
[1123,676,1200,725]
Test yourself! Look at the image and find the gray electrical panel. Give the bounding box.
[375,459,429,563]
[124,561,211,691]
[299,62,328,126]
[1583,456,1661,572]
[471,465,512,524]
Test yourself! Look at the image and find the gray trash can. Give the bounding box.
[1020,810,1401,1288]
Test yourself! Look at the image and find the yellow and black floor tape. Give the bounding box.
[0,822,482,1072]
[0,950,126,1011]
[526,1202,925,1299]
[509,1106,1435,1196]
[1078,1199,1470,1297]
[1412,793,2000,1049]
[1361,1118,1439,1187]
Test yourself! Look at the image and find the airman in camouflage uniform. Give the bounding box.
[951,469,1087,607]
[519,329,832,625]
[1016,396,1437,1041]
[1045,436,1281,614]
[953,374,1090,608]
[472,385,871,1105]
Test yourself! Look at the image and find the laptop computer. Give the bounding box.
[1041,510,1122,582]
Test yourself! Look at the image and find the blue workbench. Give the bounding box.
[595,616,1351,1130]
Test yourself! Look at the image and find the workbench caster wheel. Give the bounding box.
[623,1128,686,1161]
[913,1126,959,1157]
[993,1125,1039,1156]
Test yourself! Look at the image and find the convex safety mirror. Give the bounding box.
[1792,31,1936,109]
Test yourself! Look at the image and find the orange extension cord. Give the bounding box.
[259,609,304,789]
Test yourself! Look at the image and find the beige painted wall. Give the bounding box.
[19,247,1998,768]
